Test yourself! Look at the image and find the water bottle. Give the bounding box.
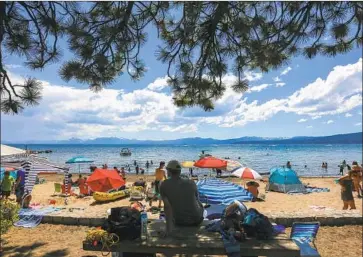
[140,211,148,240]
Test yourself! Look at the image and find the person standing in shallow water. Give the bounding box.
[338,170,356,210]
[286,161,292,169]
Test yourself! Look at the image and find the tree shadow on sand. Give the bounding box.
[1,241,69,257]
[2,242,46,257]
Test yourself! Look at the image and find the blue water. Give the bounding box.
[8,144,362,176]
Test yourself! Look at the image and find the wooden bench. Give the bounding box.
[83,220,300,257]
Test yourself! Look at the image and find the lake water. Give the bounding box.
[10,144,362,177]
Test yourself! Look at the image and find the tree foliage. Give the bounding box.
[0,200,19,234]
[1,1,362,113]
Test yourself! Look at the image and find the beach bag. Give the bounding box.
[242,208,273,239]
[102,207,141,240]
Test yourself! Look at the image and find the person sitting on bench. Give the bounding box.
[160,160,204,236]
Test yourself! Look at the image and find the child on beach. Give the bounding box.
[1,171,15,200]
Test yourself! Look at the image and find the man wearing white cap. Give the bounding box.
[160,160,204,235]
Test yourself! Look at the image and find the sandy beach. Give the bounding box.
[2,174,362,257]
[22,174,363,218]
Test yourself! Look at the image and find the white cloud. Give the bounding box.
[2,58,362,141]
[5,64,22,69]
[211,59,362,128]
[355,122,362,126]
[275,82,286,87]
[281,67,292,76]
[273,76,281,82]
[243,71,263,82]
[161,124,198,133]
[298,118,307,123]
[306,125,313,129]
[247,84,271,93]
[146,76,169,91]
[345,113,352,117]
[325,120,334,124]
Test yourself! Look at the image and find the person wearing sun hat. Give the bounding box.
[159,160,204,236]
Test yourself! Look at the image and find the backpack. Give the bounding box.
[242,208,274,240]
[102,206,141,240]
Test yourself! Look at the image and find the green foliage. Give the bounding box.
[1,1,362,113]
[0,200,20,234]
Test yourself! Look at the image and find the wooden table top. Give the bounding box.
[83,220,300,257]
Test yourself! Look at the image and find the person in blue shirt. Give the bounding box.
[15,169,26,204]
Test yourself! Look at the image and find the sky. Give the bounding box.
[1,22,362,142]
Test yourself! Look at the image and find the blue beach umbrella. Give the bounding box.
[65,156,94,174]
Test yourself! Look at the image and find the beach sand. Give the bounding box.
[2,174,362,257]
[2,224,362,257]
[21,174,363,218]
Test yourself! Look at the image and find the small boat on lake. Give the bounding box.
[120,148,132,156]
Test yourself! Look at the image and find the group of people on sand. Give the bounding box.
[338,161,362,210]
[0,169,31,207]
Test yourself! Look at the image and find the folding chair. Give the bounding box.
[290,222,321,257]
[54,183,62,195]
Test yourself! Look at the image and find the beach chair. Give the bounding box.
[54,183,62,195]
[290,222,321,257]
[129,186,145,201]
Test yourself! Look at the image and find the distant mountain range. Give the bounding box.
[3,132,362,145]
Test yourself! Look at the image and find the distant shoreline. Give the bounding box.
[3,131,362,145]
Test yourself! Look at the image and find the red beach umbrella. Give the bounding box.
[86,169,125,192]
[194,156,227,169]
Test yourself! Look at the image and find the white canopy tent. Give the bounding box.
[1,144,27,157]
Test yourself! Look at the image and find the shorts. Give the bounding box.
[154,180,161,194]
[15,186,25,200]
[2,191,10,197]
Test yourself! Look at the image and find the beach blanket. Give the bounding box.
[15,206,62,228]
[288,186,330,195]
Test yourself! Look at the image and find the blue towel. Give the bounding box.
[15,207,62,228]
[293,238,320,257]
[205,220,240,257]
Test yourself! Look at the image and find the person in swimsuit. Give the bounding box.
[338,170,356,210]
[351,161,362,198]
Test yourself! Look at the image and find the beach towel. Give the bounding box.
[293,237,321,257]
[305,186,330,193]
[205,220,240,257]
[288,186,330,195]
[15,206,62,228]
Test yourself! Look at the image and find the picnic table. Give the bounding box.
[83,220,300,257]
